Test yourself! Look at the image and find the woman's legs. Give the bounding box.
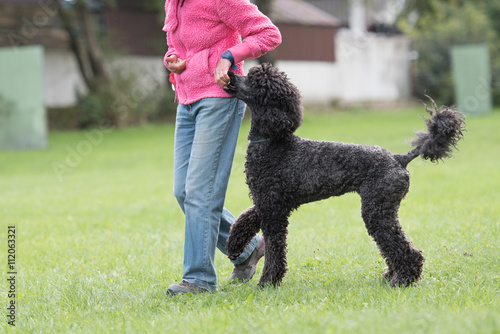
[172,97,258,291]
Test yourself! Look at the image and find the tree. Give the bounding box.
[397,0,500,105]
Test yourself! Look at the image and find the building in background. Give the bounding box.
[281,0,411,105]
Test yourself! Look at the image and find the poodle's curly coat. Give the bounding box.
[225,64,465,288]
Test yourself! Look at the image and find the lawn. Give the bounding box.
[0,106,499,333]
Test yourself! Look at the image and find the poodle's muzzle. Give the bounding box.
[225,72,253,103]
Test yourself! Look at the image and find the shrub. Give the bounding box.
[75,71,177,129]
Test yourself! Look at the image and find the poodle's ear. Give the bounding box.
[255,106,303,140]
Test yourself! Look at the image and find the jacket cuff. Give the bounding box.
[228,43,253,64]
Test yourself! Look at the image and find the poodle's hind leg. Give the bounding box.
[360,179,424,287]
[362,200,424,286]
[226,206,261,260]
[258,212,290,287]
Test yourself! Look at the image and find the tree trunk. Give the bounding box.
[57,1,93,89]
[77,0,110,83]
[57,0,110,92]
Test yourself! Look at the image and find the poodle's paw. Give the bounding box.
[382,268,395,281]
[226,245,242,261]
[226,237,245,261]
[227,251,242,261]
[388,274,419,288]
[257,272,283,288]
[257,277,280,288]
[388,277,411,288]
[387,250,424,287]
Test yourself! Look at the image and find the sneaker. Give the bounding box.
[166,280,208,295]
[229,236,265,283]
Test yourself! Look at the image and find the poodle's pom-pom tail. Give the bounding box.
[410,95,466,162]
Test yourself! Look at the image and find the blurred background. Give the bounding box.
[0,0,499,143]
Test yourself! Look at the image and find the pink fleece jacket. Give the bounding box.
[163,0,281,105]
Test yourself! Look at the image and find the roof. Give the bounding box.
[271,0,341,27]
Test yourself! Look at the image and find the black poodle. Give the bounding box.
[224,63,465,288]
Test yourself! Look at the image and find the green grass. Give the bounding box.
[1,107,499,333]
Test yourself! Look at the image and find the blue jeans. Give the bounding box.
[173,97,260,291]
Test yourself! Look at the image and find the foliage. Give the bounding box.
[398,1,500,105]
[48,72,176,130]
[1,108,499,332]
[75,71,176,129]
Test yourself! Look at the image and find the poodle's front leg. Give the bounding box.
[258,218,289,287]
[226,206,261,260]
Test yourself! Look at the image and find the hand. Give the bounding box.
[165,55,186,74]
[214,58,232,88]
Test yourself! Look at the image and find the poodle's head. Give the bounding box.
[226,63,303,140]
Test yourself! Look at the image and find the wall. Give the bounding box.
[275,24,336,62]
[44,49,87,107]
[333,30,411,104]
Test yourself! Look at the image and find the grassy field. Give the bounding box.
[1,106,499,333]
